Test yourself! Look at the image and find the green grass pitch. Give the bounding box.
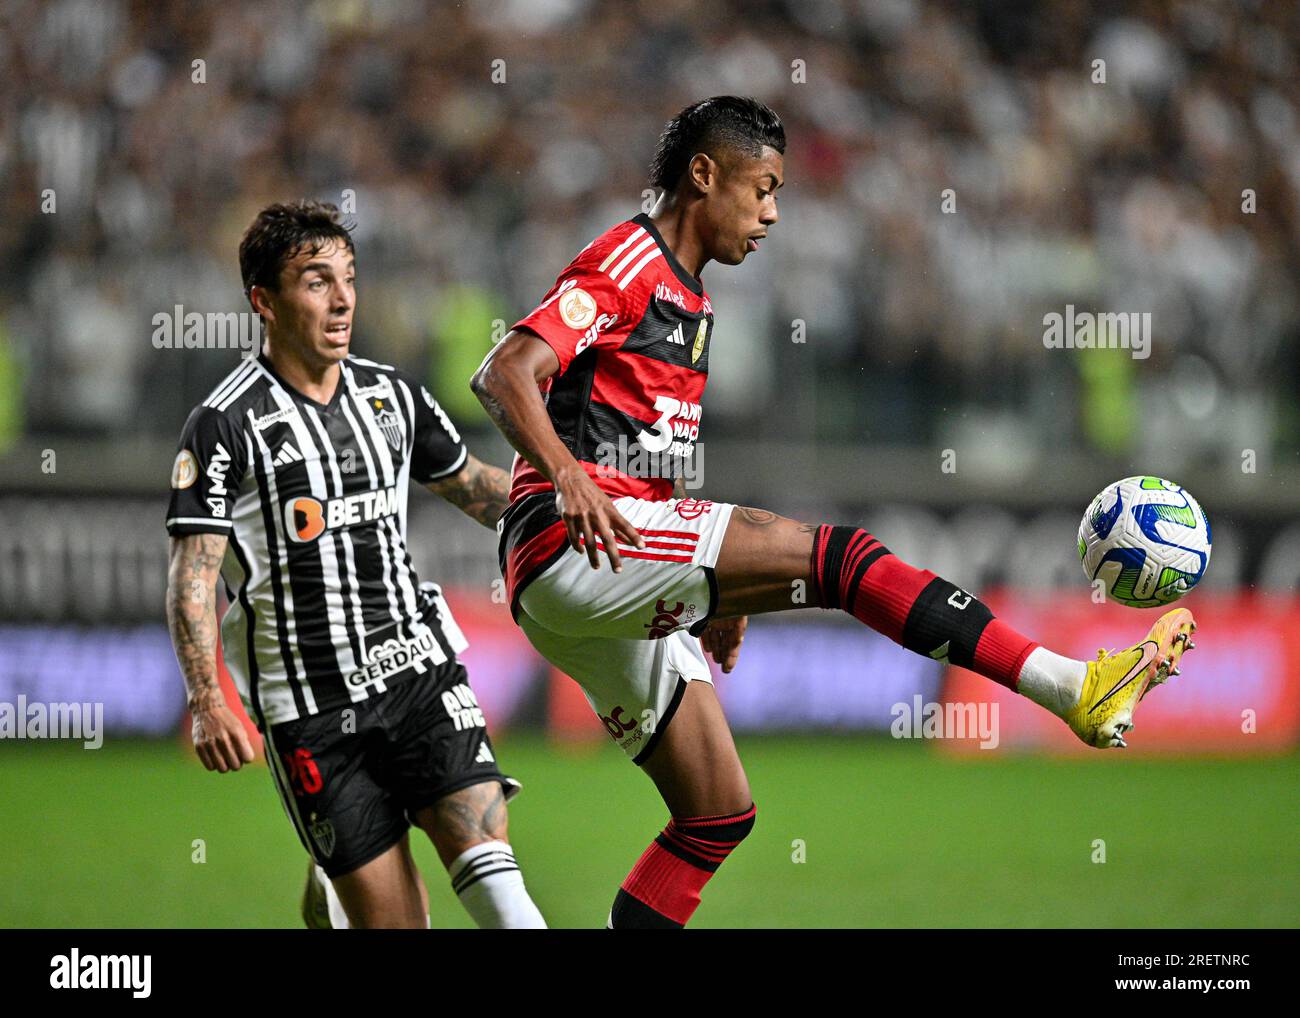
[1,736,1295,928]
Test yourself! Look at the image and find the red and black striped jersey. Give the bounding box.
[499,213,715,609]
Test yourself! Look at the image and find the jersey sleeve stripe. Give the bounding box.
[421,444,468,481]
[617,247,663,290]
[215,369,261,410]
[202,360,256,408]
[347,354,398,372]
[393,377,417,448]
[598,227,648,273]
[608,235,658,283]
[166,516,234,527]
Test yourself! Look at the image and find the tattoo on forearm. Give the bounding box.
[672,475,687,499]
[165,535,226,711]
[433,458,511,529]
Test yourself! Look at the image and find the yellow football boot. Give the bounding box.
[1065,607,1197,748]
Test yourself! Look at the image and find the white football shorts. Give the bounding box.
[517,495,735,762]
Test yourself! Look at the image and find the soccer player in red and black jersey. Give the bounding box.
[473,96,1198,928]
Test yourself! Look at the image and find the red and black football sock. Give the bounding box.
[608,804,756,929]
[809,524,1037,689]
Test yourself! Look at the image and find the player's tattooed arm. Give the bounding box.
[166,534,226,710]
[427,454,510,530]
[166,534,253,772]
[672,475,688,499]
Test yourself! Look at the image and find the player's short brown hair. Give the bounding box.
[649,96,785,192]
[238,200,355,299]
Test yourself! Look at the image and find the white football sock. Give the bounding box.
[448,841,547,929]
[1016,647,1087,717]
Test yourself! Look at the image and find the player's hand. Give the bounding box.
[554,465,645,571]
[701,616,747,673]
[191,700,256,773]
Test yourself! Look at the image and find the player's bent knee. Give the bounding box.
[611,803,757,928]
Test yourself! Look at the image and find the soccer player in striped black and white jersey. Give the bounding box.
[165,201,545,929]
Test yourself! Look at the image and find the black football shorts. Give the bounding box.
[263,659,519,879]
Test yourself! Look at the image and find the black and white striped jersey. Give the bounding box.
[166,353,471,727]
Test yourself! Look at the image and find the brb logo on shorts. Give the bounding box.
[599,706,638,739]
[644,598,696,639]
[284,485,399,542]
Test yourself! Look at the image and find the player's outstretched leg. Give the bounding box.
[415,781,547,929]
[711,511,1197,748]
[610,681,755,929]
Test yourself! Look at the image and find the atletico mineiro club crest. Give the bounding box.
[370,398,403,452]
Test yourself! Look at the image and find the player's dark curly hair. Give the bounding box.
[238,200,355,298]
[649,96,785,192]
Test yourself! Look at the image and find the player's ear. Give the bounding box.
[686,152,716,195]
[248,285,276,326]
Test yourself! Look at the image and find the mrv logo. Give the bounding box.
[284,486,399,542]
[205,441,232,517]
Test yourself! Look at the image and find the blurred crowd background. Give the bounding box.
[0,0,1296,471]
[2,0,1296,933]
[0,0,1297,747]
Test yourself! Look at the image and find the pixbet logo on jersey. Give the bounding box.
[284,486,399,542]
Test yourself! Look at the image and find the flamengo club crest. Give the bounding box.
[691,319,708,364]
[369,397,403,452]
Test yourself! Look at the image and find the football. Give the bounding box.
[1078,476,1212,607]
